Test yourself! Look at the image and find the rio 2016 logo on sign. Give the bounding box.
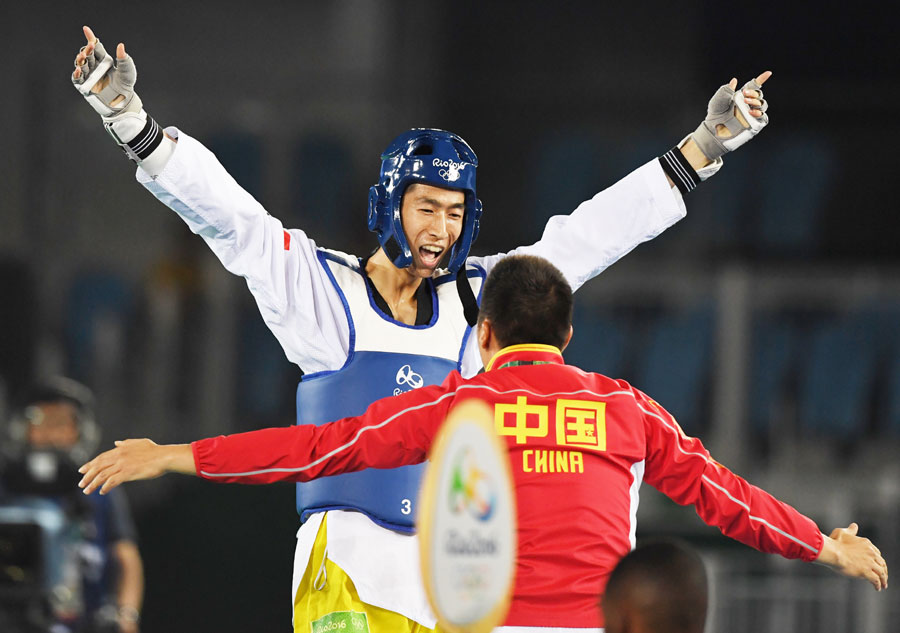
[448,448,496,522]
[418,400,516,633]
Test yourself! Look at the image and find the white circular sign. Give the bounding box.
[418,399,517,633]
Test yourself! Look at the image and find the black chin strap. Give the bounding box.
[456,266,480,327]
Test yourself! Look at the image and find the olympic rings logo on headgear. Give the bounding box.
[433,158,467,183]
[368,129,482,273]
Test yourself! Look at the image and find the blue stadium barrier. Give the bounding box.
[754,137,836,256]
[527,131,630,239]
[797,314,877,438]
[863,303,900,437]
[291,135,354,246]
[632,304,714,436]
[885,352,900,437]
[748,316,798,439]
[64,272,134,382]
[565,306,629,379]
[235,303,296,426]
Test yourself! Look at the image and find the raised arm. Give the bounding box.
[469,72,772,293]
[72,25,175,176]
[70,26,351,373]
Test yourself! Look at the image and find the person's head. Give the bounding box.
[368,129,482,277]
[477,255,574,366]
[15,378,99,458]
[602,541,709,633]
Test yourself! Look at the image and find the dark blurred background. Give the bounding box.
[1,2,898,632]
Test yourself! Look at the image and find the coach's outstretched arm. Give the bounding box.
[78,435,888,591]
[72,25,175,176]
[79,439,195,492]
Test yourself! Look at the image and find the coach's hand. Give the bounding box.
[78,439,196,495]
[816,523,889,591]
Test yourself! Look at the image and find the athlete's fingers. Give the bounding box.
[83,25,96,46]
[83,45,97,73]
[755,70,773,86]
[73,66,82,80]
[728,77,738,90]
[117,42,126,60]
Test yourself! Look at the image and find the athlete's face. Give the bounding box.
[400,184,465,278]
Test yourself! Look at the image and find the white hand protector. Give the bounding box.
[691,78,769,161]
[71,38,171,174]
[72,39,142,118]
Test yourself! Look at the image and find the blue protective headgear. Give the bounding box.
[368,129,482,273]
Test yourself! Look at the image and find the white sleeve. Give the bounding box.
[135,128,350,374]
[467,158,686,292]
[460,157,685,378]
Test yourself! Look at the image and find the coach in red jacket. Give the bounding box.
[79,255,888,631]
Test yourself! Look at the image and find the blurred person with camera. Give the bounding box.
[0,378,143,633]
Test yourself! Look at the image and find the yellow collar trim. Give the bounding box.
[485,344,562,372]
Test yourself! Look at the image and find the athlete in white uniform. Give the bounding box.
[71,25,772,632]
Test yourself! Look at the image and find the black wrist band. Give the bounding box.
[658,146,700,195]
[125,116,163,162]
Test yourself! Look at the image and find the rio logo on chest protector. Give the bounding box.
[394,364,424,395]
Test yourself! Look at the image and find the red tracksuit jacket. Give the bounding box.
[191,344,823,629]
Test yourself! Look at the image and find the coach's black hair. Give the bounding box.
[477,255,572,349]
[602,540,708,633]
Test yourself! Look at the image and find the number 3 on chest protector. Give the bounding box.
[401,499,412,515]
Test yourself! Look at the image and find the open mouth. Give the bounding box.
[418,245,445,268]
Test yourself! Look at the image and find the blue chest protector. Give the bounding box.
[295,250,481,534]
[295,352,456,533]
